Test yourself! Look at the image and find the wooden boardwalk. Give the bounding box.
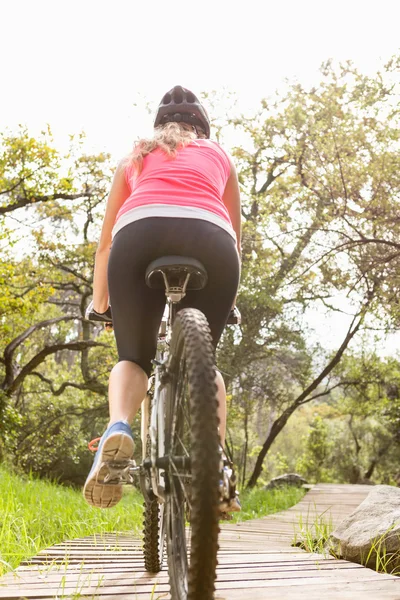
[1,483,400,599]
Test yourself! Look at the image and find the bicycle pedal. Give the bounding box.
[103,460,136,484]
[219,512,233,521]
[107,459,134,468]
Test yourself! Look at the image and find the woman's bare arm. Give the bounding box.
[222,155,241,308]
[222,155,241,257]
[93,162,130,312]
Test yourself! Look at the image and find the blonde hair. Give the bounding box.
[125,122,205,176]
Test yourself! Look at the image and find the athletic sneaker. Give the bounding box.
[219,463,242,513]
[220,492,242,514]
[83,420,134,509]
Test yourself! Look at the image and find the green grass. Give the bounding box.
[0,465,306,578]
[230,485,306,523]
[364,530,400,575]
[292,507,334,554]
[0,466,144,577]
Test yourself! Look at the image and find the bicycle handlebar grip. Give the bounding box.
[85,300,238,327]
[227,306,241,325]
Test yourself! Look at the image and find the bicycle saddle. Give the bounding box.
[145,255,208,291]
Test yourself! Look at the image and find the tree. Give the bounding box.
[0,127,93,215]
[330,353,400,483]
[0,128,119,480]
[216,58,400,487]
[296,416,333,482]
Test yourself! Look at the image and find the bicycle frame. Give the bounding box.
[141,300,175,503]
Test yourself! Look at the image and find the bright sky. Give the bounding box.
[2,0,400,354]
[1,0,399,157]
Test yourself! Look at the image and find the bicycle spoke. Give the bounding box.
[175,432,190,457]
[171,461,192,510]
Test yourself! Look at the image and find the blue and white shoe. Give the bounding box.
[220,492,242,514]
[83,421,134,508]
[219,462,242,514]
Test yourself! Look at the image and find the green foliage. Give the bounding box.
[287,352,400,484]
[328,353,400,483]
[217,57,400,487]
[0,401,22,460]
[0,126,62,211]
[296,416,333,482]
[0,127,115,483]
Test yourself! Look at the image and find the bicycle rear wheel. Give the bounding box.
[164,308,220,600]
[142,395,165,572]
[142,442,165,572]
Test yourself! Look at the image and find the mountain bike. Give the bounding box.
[87,255,240,600]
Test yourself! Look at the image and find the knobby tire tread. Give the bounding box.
[166,308,220,600]
[143,496,162,572]
[143,427,164,571]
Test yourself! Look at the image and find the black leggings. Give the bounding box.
[108,217,240,377]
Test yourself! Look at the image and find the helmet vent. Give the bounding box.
[173,88,183,104]
[154,85,211,138]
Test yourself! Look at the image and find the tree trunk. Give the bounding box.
[241,410,249,488]
[364,442,391,480]
[246,309,367,488]
[246,406,297,488]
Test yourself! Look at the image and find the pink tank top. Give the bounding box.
[115,139,232,228]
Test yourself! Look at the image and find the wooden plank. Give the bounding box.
[0,561,366,587]
[1,483,399,599]
[215,580,400,600]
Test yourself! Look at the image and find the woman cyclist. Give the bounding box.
[83,85,241,510]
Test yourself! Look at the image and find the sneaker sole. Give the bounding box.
[219,500,242,513]
[83,432,134,509]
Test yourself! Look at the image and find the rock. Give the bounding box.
[327,485,400,570]
[264,473,308,490]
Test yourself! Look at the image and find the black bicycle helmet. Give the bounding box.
[154,85,211,139]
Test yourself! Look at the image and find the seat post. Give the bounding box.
[145,256,208,328]
[169,299,179,328]
[161,272,191,303]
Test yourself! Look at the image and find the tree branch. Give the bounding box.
[257,163,289,195]
[47,260,92,285]
[271,199,325,292]
[0,192,92,215]
[348,414,361,455]
[29,371,107,396]
[4,316,82,360]
[0,165,46,196]
[3,340,107,395]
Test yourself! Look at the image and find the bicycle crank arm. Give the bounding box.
[142,456,191,470]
